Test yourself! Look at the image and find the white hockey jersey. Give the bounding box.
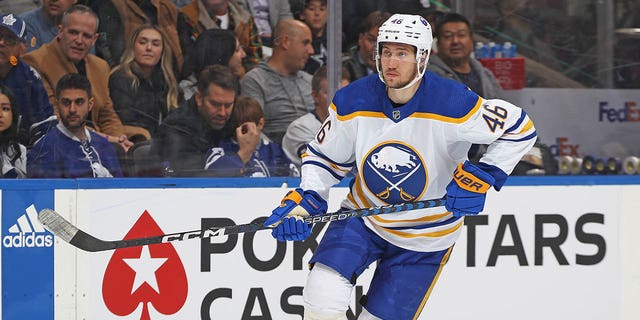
[300,72,536,252]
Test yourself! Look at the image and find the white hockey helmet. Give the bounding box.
[375,14,433,88]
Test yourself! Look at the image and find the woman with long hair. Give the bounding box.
[109,24,180,141]
[180,29,246,100]
[0,85,26,178]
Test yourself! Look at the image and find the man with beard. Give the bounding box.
[23,5,137,152]
[151,65,242,175]
[262,14,537,319]
[28,73,122,178]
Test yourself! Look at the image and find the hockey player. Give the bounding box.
[263,14,536,319]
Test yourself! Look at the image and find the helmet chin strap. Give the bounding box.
[393,70,423,91]
[385,53,429,92]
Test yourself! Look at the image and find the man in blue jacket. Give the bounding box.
[27,73,122,178]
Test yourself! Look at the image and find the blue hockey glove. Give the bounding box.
[263,188,328,241]
[445,161,496,217]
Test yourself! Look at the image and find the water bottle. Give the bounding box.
[487,42,496,59]
[474,42,487,59]
[502,42,516,58]
[493,43,503,58]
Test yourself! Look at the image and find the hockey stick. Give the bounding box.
[38,198,445,252]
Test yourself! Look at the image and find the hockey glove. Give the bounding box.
[264,188,328,241]
[445,161,496,217]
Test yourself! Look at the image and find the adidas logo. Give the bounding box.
[2,204,53,248]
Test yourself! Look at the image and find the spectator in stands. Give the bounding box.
[0,13,56,146]
[428,13,503,99]
[23,5,137,152]
[282,65,350,166]
[179,29,246,100]
[0,85,27,178]
[109,25,180,141]
[341,0,379,47]
[342,11,391,81]
[240,19,314,145]
[20,0,77,52]
[28,73,123,178]
[180,0,263,74]
[205,96,299,177]
[234,0,292,47]
[91,0,184,70]
[296,0,327,74]
[151,64,238,175]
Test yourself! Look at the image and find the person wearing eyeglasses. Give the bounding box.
[27,73,123,178]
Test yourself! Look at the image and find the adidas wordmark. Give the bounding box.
[3,205,53,248]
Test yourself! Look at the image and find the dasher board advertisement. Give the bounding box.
[56,186,621,319]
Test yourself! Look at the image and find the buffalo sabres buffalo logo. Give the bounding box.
[362,142,427,204]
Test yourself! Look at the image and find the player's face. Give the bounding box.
[57,12,98,64]
[58,88,93,132]
[287,25,314,71]
[133,28,163,71]
[358,27,378,70]
[228,39,246,75]
[43,0,77,18]
[196,83,235,130]
[379,43,418,89]
[300,0,327,35]
[0,93,13,133]
[436,21,473,62]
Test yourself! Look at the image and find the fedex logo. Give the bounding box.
[549,137,579,156]
[599,101,640,122]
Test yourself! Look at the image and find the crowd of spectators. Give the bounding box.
[4,0,557,179]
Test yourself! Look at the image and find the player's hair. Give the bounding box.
[0,85,22,165]
[55,73,92,99]
[434,13,472,38]
[196,64,239,97]
[61,5,99,32]
[111,24,179,110]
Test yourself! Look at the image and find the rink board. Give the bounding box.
[1,177,639,320]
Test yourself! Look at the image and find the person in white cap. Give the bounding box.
[263,14,537,319]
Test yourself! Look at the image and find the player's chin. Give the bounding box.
[387,80,409,89]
